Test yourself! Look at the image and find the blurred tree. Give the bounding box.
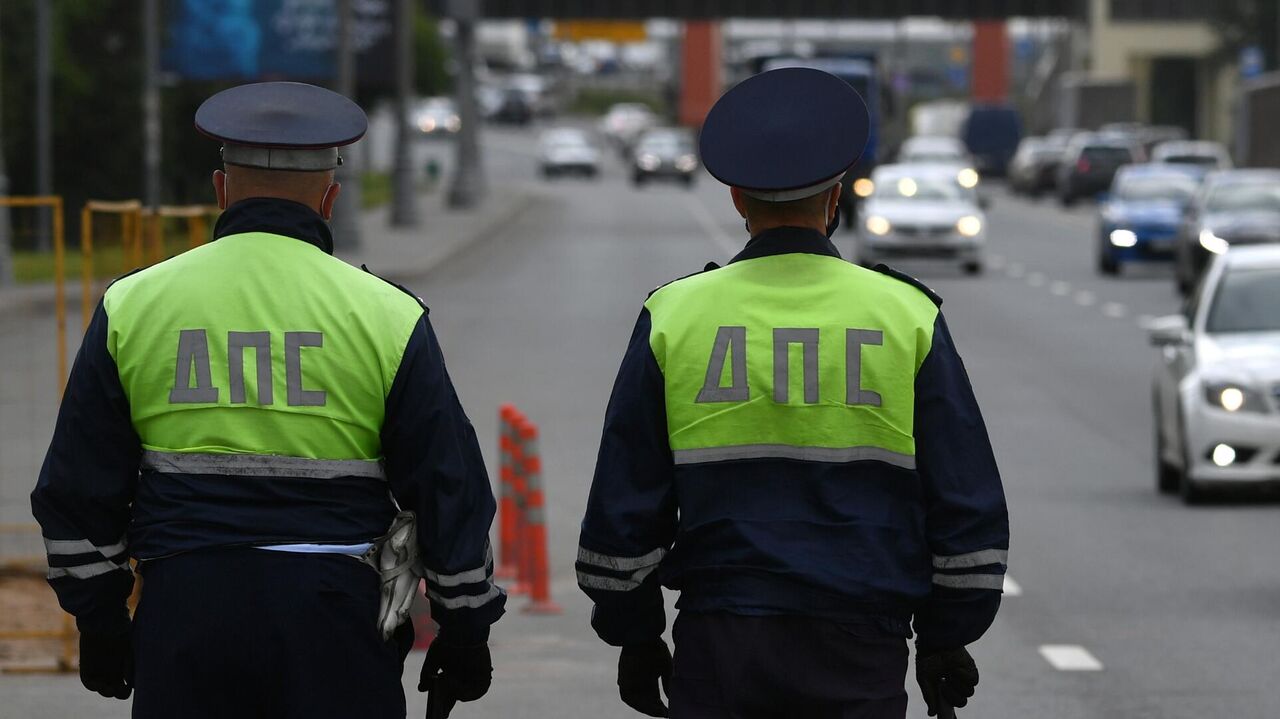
[1209,0,1280,73]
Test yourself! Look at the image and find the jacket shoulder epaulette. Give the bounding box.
[872,263,942,307]
[361,264,430,314]
[647,261,722,299]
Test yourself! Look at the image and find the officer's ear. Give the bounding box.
[212,170,228,210]
[320,182,341,221]
[729,186,749,219]
[827,182,843,223]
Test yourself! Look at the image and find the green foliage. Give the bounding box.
[568,88,668,118]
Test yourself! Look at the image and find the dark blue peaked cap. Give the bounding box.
[700,67,869,201]
[195,82,367,171]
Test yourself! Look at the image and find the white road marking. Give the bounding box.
[681,193,740,257]
[1003,575,1022,596]
[1039,645,1104,671]
[1102,302,1127,318]
[988,254,1006,270]
[1050,280,1071,296]
[1027,272,1046,287]
[1136,314,1156,328]
[1008,262,1026,278]
[1074,290,1096,306]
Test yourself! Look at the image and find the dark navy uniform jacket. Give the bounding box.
[577,228,1009,653]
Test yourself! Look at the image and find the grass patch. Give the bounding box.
[568,88,667,117]
[14,239,199,284]
[361,171,391,210]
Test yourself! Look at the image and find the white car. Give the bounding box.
[598,103,657,153]
[413,97,460,137]
[856,164,987,274]
[896,136,980,191]
[538,128,600,179]
[1151,245,1280,503]
[1151,140,1232,171]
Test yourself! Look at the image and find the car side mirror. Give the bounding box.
[1147,314,1191,346]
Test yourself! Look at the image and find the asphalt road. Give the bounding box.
[2,123,1278,717]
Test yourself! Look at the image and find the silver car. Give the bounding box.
[538,128,601,179]
[856,164,987,274]
[1150,245,1280,503]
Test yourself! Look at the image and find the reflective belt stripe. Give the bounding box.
[932,549,1008,570]
[577,546,666,572]
[424,546,494,588]
[672,444,916,469]
[577,564,659,592]
[141,450,385,480]
[426,584,504,610]
[932,573,1005,591]
[43,537,127,557]
[47,560,131,580]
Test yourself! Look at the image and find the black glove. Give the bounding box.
[79,629,133,700]
[418,638,492,718]
[916,646,979,717]
[618,638,672,717]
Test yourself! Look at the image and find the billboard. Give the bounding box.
[164,0,394,83]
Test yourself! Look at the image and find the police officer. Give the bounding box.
[577,68,1009,718]
[31,82,504,718]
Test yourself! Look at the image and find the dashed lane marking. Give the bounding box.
[1003,575,1022,596]
[682,193,740,257]
[1050,280,1071,296]
[1008,262,1026,278]
[988,254,1006,270]
[1039,645,1104,671]
[1027,272,1046,287]
[1102,302,1127,318]
[1074,290,1096,306]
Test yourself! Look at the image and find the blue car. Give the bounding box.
[1098,163,1205,275]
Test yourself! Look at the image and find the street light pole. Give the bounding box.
[143,0,161,211]
[447,0,486,209]
[0,9,14,287]
[35,0,52,251]
[331,0,364,249]
[390,0,419,227]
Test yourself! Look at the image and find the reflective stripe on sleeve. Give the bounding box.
[43,537,127,557]
[672,444,916,469]
[425,545,495,588]
[577,546,666,572]
[576,564,659,592]
[426,584,504,610]
[932,573,1005,590]
[47,560,131,580]
[932,549,1008,570]
[141,450,385,480]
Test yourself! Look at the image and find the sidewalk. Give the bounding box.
[0,182,541,319]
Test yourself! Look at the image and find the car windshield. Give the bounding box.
[1205,182,1280,213]
[1206,268,1280,333]
[1115,175,1198,202]
[1163,155,1219,167]
[904,151,966,163]
[875,176,968,201]
[638,136,690,154]
[1082,146,1132,164]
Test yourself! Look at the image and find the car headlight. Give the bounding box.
[675,154,698,172]
[865,215,891,236]
[1199,229,1229,254]
[637,154,660,171]
[418,117,437,133]
[956,216,982,237]
[853,178,875,198]
[1109,229,1137,247]
[445,115,461,132]
[1203,382,1268,413]
[957,168,980,189]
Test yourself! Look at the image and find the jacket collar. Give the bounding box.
[730,226,841,264]
[213,198,334,254]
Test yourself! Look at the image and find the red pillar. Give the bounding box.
[971,20,1009,104]
[679,21,722,127]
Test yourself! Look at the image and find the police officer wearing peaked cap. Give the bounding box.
[32,82,504,718]
[577,68,1009,718]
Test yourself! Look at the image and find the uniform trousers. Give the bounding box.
[669,612,909,719]
[131,548,412,719]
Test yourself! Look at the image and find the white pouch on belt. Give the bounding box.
[364,510,424,641]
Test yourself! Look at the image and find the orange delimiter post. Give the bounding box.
[519,420,561,614]
[496,405,520,582]
[971,20,1010,104]
[679,20,723,128]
